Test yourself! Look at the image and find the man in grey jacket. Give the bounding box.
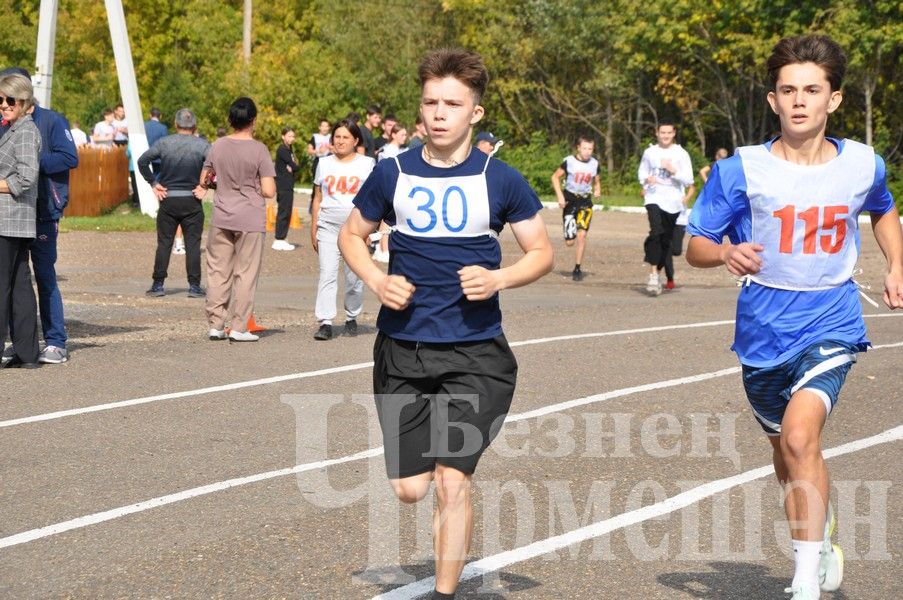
[137,108,210,298]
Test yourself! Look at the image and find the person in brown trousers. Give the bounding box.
[195,97,275,342]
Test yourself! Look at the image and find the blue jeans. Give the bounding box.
[31,220,67,349]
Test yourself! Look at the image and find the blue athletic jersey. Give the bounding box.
[688,138,895,367]
[353,147,542,342]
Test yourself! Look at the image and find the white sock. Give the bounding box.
[791,539,823,592]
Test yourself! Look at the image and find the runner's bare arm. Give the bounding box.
[551,167,566,207]
[459,212,553,301]
[686,236,763,276]
[339,208,415,310]
[870,210,903,309]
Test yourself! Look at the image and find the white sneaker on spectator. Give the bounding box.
[229,330,259,342]
[272,239,296,251]
[173,239,186,255]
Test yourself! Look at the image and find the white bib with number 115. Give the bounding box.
[741,139,875,290]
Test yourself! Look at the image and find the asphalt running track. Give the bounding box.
[1,210,900,599]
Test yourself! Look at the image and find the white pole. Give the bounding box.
[243,0,252,63]
[33,0,58,108]
[104,0,156,217]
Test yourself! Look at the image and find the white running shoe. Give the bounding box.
[173,239,186,255]
[645,273,662,296]
[784,586,819,599]
[208,328,227,341]
[272,239,296,251]
[229,330,259,342]
[819,510,844,591]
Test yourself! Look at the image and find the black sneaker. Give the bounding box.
[344,320,358,336]
[3,355,40,369]
[572,268,584,282]
[145,281,165,297]
[314,324,333,341]
[187,284,206,298]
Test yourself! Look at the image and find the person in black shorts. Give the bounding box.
[551,136,601,281]
[339,48,553,599]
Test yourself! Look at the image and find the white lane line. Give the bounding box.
[372,424,903,600]
[507,320,735,349]
[1,334,900,549]
[0,318,738,430]
[0,362,375,429]
[4,313,899,430]
[0,447,384,550]
[508,367,740,422]
[0,363,742,550]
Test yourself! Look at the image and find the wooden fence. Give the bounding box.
[67,145,131,217]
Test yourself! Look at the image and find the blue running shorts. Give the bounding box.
[741,339,861,436]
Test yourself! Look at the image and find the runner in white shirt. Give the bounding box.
[637,121,694,294]
[310,119,375,340]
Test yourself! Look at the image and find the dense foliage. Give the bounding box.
[4,0,901,197]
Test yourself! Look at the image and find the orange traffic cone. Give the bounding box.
[247,314,267,332]
[226,314,267,334]
[289,206,302,230]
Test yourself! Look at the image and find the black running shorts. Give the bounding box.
[562,191,593,240]
[373,332,518,479]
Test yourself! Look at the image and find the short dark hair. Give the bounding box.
[576,135,594,147]
[0,67,30,78]
[383,113,397,123]
[228,97,257,130]
[319,118,330,125]
[366,104,381,116]
[657,119,677,130]
[345,111,361,124]
[281,126,294,135]
[216,126,227,138]
[150,107,162,118]
[418,48,489,104]
[332,118,362,146]
[102,107,114,117]
[767,35,846,91]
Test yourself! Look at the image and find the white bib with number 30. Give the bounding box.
[392,156,493,238]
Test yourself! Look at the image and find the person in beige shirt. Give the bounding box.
[196,97,276,342]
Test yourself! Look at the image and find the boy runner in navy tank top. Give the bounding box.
[339,48,553,599]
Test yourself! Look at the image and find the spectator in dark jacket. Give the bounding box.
[0,67,78,365]
[272,126,299,250]
[138,108,210,298]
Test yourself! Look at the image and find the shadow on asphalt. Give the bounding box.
[66,319,149,342]
[355,563,540,598]
[657,561,851,599]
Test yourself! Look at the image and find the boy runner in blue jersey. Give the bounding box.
[339,48,553,599]
[687,35,903,600]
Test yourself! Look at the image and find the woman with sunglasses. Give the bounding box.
[0,74,41,367]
